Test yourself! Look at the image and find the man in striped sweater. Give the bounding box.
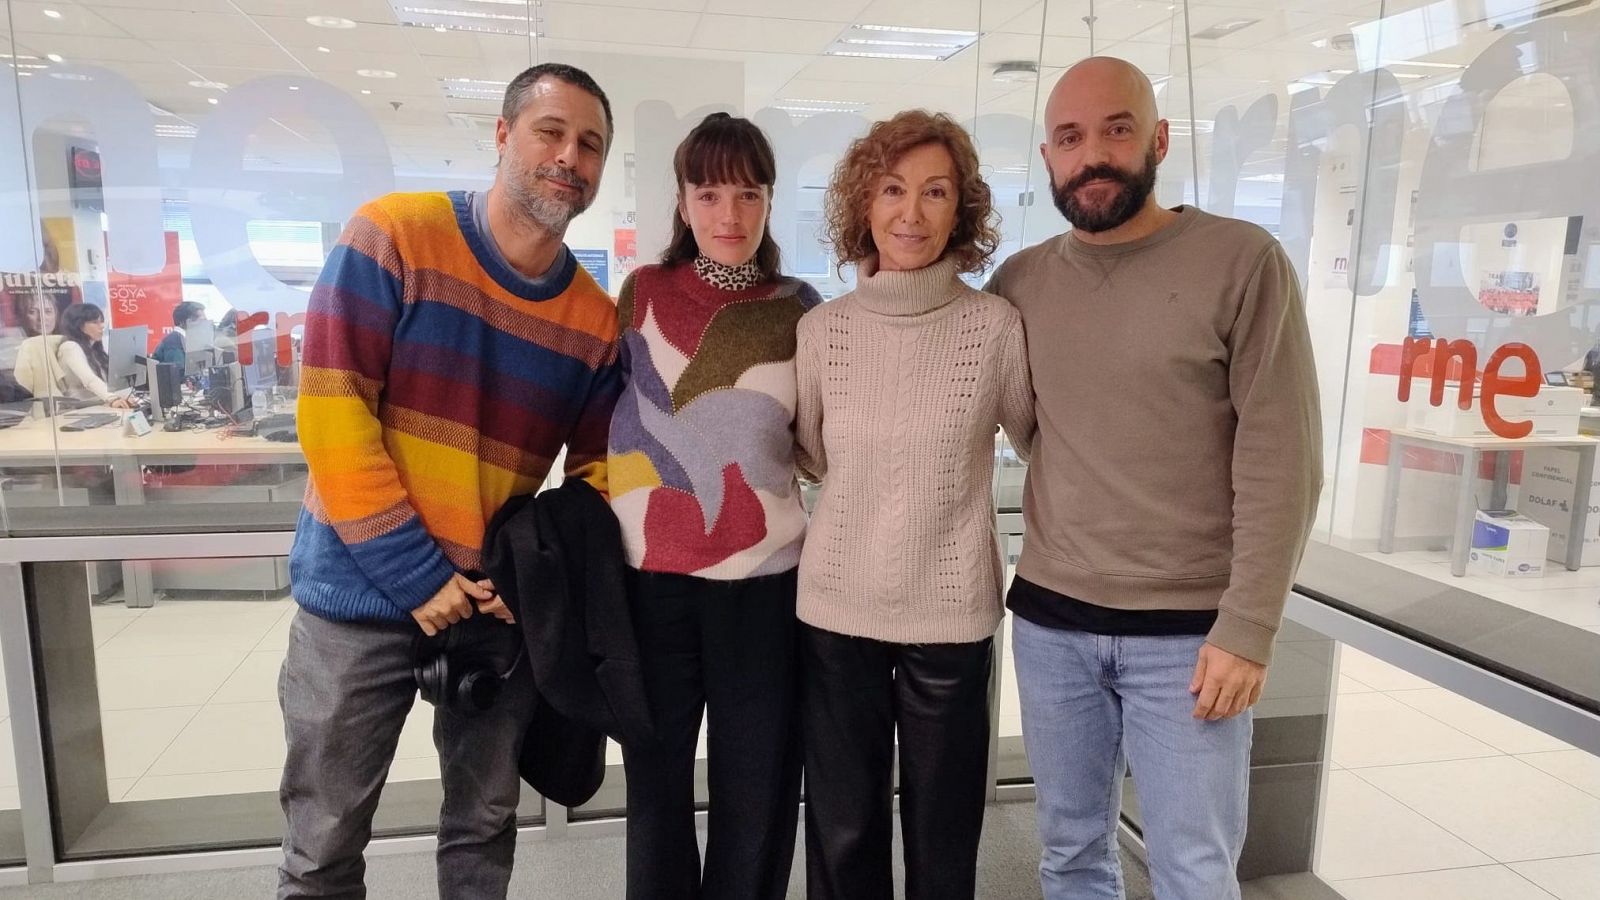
[278,64,621,900]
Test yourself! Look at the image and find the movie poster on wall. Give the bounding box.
[107,231,183,351]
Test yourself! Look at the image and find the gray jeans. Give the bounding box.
[277,608,536,900]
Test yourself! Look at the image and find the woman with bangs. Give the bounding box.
[607,112,820,900]
[793,110,1036,899]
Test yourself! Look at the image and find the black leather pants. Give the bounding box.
[799,623,993,900]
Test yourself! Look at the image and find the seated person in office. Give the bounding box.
[152,300,208,366]
[12,304,134,409]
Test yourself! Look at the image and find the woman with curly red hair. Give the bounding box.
[793,110,1036,899]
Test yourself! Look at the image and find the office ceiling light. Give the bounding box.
[361,88,373,94]
[43,9,62,20]
[1192,18,1259,40]
[773,99,867,117]
[317,46,331,53]
[358,69,399,79]
[993,60,1039,84]
[826,23,977,61]
[49,71,91,81]
[1389,59,1467,69]
[857,23,975,36]
[842,38,966,49]
[829,50,944,60]
[208,97,219,104]
[307,16,357,29]
[188,79,228,90]
[9,62,47,70]
[46,53,63,63]
[393,2,543,37]
[475,138,497,152]
[155,124,198,138]
[442,77,507,100]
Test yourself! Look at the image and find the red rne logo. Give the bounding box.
[1396,338,1542,439]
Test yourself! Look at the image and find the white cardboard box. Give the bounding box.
[1469,510,1549,577]
[1517,449,1600,566]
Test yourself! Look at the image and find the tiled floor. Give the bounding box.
[0,583,1594,900]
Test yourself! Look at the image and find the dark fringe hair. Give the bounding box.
[57,302,109,380]
[660,113,783,281]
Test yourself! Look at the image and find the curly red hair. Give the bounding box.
[824,110,1000,275]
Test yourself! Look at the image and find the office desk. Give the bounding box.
[1378,429,1599,576]
[0,409,304,606]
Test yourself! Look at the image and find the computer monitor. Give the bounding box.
[186,319,216,352]
[106,325,149,389]
[242,329,278,394]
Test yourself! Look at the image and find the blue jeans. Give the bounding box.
[1012,615,1251,900]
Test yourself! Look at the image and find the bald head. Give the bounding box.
[1047,57,1161,132]
[1039,56,1170,237]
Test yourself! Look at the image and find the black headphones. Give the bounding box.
[413,620,524,716]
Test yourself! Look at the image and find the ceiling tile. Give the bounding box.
[703,0,871,21]
[90,8,266,44]
[690,15,844,54]
[542,5,701,46]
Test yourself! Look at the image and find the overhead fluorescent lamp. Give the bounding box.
[155,124,198,138]
[857,23,977,36]
[441,77,509,101]
[826,23,977,61]
[1387,59,1467,69]
[773,99,867,116]
[827,50,944,61]
[842,38,967,49]
[394,2,542,37]
[307,16,357,29]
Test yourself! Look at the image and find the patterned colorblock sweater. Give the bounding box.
[290,190,622,622]
[607,258,821,580]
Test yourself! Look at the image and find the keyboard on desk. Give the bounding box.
[254,413,296,431]
[60,412,123,432]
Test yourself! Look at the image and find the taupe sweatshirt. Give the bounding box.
[986,206,1322,664]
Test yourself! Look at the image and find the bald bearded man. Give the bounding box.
[986,58,1322,900]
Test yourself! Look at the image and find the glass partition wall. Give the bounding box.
[1,0,1597,893]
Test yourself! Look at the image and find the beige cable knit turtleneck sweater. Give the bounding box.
[794,256,1036,644]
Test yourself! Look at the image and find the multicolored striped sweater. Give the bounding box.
[290,191,622,623]
[608,260,821,579]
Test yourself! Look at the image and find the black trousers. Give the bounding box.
[799,623,994,900]
[622,568,802,900]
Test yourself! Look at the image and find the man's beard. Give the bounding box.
[503,149,594,234]
[1051,143,1159,233]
